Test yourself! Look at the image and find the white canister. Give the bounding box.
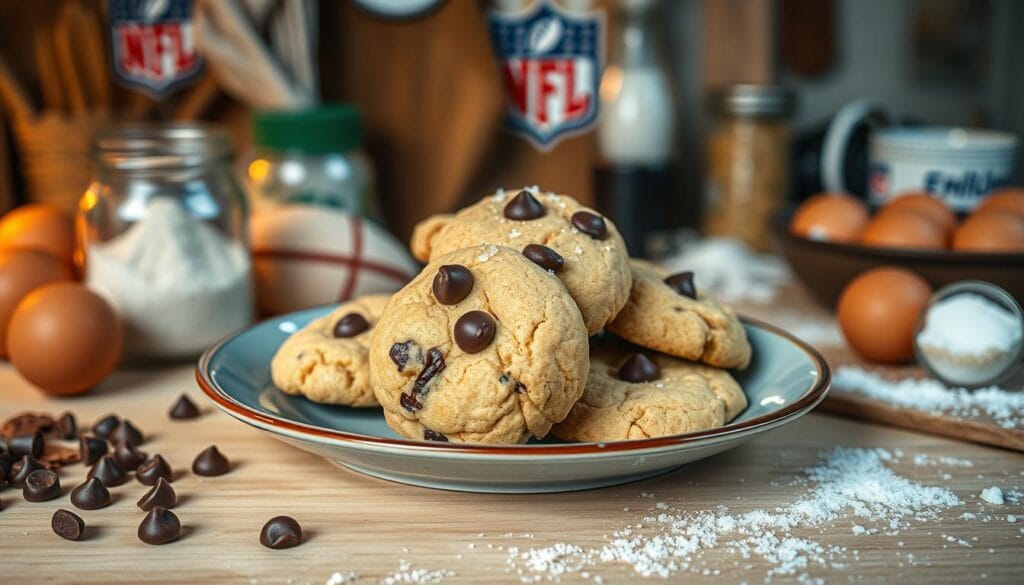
[868,127,1018,212]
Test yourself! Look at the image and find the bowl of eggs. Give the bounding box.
[775,188,1024,308]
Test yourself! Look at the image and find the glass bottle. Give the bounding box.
[704,84,795,250]
[594,0,676,258]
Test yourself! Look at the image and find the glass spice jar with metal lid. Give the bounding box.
[703,84,796,250]
[78,123,253,361]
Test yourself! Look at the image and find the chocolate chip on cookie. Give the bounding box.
[389,340,420,371]
[522,244,564,272]
[617,353,661,383]
[333,313,370,338]
[454,311,497,353]
[423,429,449,442]
[503,190,546,220]
[664,271,697,299]
[571,211,608,240]
[433,265,474,305]
[400,348,446,411]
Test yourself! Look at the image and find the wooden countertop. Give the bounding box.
[2,292,1023,584]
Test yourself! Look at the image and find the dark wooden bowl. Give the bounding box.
[773,212,1024,309]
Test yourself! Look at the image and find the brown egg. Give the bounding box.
[0,204,76,269]
[859,209,947,250]
[837,268,932,364]
[952,212,1024,252]
[0,250,73,357]
[790,193,869,243]
[974,188,1024,219]
[881,192,957,234]
[7,282,122,396]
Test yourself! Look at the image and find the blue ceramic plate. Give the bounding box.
[197,307,830,493]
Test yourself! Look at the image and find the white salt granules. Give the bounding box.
[831,366,1024,430]
[917,294,1021,358]
[509,448,963,582]
[660,237,788,304]
[325,571,359,585]
[980,486,1005,505]
[477,244,500,263]
[380,561,454,585]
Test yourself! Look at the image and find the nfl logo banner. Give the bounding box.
[109,0,203,97]
[487,1,603,151]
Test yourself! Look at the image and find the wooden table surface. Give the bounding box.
[2,293,1024,584]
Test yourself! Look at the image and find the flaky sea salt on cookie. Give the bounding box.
[369,245,589,444]
[271,294,391,406]
[608,260,751,369]
[409,188,632,334]
[552,342,748,442]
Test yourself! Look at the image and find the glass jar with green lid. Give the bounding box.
[244,104,376,216]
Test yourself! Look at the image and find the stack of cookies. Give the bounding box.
[271,188,751,444]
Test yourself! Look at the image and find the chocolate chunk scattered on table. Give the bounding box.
[110,419,144,447]
[136,455,173,486]
[87,455,128,487]
[192,446,230,477]
[79,436,108,466]
[52,509,86,541]
[169,394,201,420]
[70,477,112,510]
[23,469,61,502]
[137,477,176,511]
[260,516,303,549]
[138,507,182,545]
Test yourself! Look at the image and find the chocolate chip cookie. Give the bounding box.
[552,342,748,442]
[608,260,752,369]
[370,245,589,444]
[271,295,390,407]
[410,188,632,334]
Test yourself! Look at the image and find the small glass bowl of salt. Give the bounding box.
[913,281,1024,388]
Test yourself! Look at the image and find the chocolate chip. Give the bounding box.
[192,446,230,477]
[571,211,608,240]
[423,429,448,442]
[260,516,303,549]
[514,381,527,394]
[7,432,43,459]
[617,353,661,383]
[432,265,474,305]
[79,435,108,466]
[333,313,370,338]
[112,441,147,470]
[138,507,181,545]
[23,469,61,502]
[52,509,85,541]
[137,454,173,485]
[522,244,564,272]
[110,419,144,447]
[169,394,201,420]
[91,414,120,439]
[454,311,497,354]
[70,477,112,510]
[56,412,77,440]
[10,455,44,487]
[137,477,176,511]
[0,452,14,487]
[87,456,128,487]
[664,271,697,299]
[400,348,446,412]
[389,340,420,371]
[503,190,546,220]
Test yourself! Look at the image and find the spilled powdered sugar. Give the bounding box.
[831,366,1024,429]
[507,448,964,583]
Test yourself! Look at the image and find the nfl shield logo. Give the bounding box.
[109,0,203,97]
[487,1,603,151]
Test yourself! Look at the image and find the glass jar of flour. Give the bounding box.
[79,123,253,360]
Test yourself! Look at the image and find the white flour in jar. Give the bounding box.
[916,293,1022,385]
[86,197,253,359]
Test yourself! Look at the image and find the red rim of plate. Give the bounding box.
[196,316,831,456]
